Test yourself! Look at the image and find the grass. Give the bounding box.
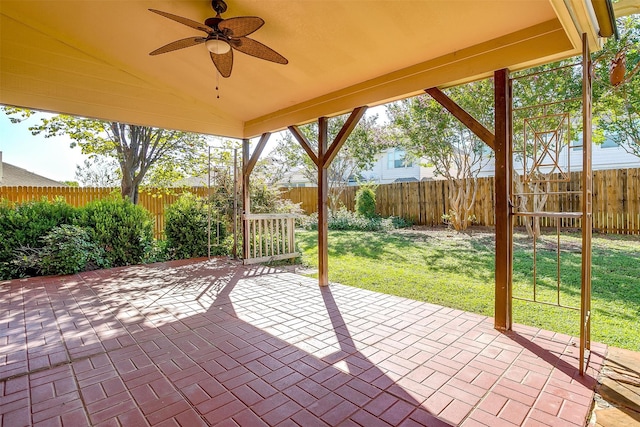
[295,228,640,351]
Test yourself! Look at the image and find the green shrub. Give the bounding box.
[250,180,303,215]
[302,208,411,232]
[165,193,228,260]
[78,197,154,267]
[144,238,169,264]
[355,185,377,218]
[36,225,108,276]
[0,198,78,279]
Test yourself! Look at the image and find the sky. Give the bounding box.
[0,106,387,184]
[0,112,88,182]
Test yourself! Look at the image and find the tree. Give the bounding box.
[386,80,494,231]
[4,108,209,203]
[510,61,583,239]
[75,157,120,187]
[593,16,640,158]
[272,113,385,210]
[508,16,639,238]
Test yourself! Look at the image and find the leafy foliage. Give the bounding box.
[3,108,210,203]
[386,80,493,230]
[75,157,121,187]
[0,198,78,279]
[250,178,303,215]
[593,16,640,158]
[303,208,410,232]
[355,184,377,218]
[16,225,109,276]
[164,193,228,259]
[272,113,386,210]
[78,197,154,267]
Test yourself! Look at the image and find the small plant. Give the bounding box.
[0,198,78,279]
[165,193,229,259]
[302,208,411,232]
[355,184,377,218]
[250,180,304,214]
[144,238,170,264]
[12,225,108,276]
[78,196,154,267]
[38,225,108,275]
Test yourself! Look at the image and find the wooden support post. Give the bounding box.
[288,107,367,287]
[424,85,512,330]
[494,68,513,331]
[242,139,251,260]
[317,117,329,286]
[242,134,270,260]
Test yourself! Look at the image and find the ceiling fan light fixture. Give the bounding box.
[206,38,231,54]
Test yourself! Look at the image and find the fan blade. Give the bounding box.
[218,16,264,37]
[210,50,233,78]
[150,37,206,55]
[149,9,212,34]
[230,37,288,64]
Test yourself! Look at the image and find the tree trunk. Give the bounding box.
[513,171,551,240]
[120,168,137,204]
[446,177,477,231]
[513,172,535,237]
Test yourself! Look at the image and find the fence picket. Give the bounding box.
[279,167,640,234]
[1,186,212,239]
[2,168,639,238]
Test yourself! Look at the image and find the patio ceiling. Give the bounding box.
[0,0,608,139]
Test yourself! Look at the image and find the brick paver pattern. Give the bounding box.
[0,258,605,426]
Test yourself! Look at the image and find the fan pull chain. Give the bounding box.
[216,70,221,99]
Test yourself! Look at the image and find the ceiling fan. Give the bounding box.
[149,0,288,78]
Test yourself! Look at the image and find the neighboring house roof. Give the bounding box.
[277,166,312,187]
[0,160,67,187]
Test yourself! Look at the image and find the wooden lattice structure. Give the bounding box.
[509,35,593,374]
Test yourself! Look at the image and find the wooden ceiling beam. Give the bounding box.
[323,106,368,167]
[425,87,496,150]
[288,125,319,167]
[243,132,271,176]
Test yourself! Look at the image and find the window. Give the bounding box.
[387,149,412,169]
[572,138,583,151]
[572,133,620,150]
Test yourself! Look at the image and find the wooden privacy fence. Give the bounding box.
[0,186,209,239]
[280,167,640,234]
[243,214,299,264]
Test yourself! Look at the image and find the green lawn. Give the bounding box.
[295,228,640,351]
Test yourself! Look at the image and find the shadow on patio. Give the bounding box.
[0,258,606,426]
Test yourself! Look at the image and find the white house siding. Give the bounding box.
[277,167,314,188]
[569,143,639,171]
[477,143,639,178]
[360,148,439,184]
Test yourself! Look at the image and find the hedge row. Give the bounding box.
[0,194,227,280]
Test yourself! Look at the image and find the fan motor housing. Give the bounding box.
[205,17,225,31]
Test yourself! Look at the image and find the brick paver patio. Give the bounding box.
[1,258,606,426]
